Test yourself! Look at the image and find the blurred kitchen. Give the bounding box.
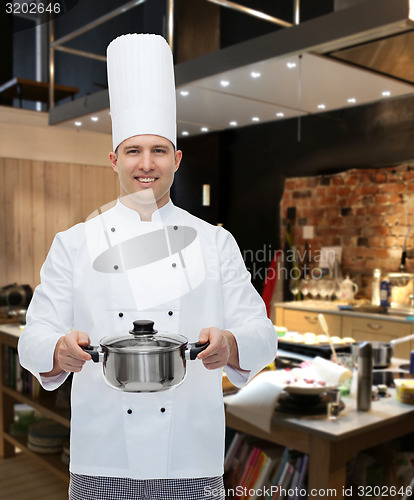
[1,0,414,498]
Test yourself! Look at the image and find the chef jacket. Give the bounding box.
[18,200,277,480]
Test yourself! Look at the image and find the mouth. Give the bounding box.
[135,177,157,185]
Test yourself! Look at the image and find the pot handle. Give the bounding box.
[186,341,210,361]
[81,345,103,363]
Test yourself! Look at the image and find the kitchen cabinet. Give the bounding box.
[342,316,414,359]
[275,306,342,336]
[275,301,414,359]
[0,325,69,483]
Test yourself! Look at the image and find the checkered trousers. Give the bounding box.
[69,473,225,500]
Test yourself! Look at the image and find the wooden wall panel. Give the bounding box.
[0,157,120,291]
[0,160,5,285]
[4,159,18,285]
[69,163,83,225]
[32,160,47,287]
[17,159,33,287]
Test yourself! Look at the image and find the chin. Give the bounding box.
[125,190,157,205]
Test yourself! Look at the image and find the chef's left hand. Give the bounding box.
[197,327,240,370]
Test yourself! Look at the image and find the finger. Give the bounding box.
[64,331,91,361]
[198,328,211,344]
[57,354,87,373]
[197,328,221,359]
[202,358,226,370]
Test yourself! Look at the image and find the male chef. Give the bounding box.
[18,34,277,500]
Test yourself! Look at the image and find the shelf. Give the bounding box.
[4,432,69,483]
[2,386,70,428]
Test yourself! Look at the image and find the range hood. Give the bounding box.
[49,0,414,138]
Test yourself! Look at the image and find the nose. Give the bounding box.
[140,151,153,172]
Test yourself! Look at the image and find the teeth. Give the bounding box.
[137,178,155,183]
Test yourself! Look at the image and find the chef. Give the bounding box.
[18,34,278,500]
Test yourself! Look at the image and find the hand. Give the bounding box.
[196,327,239,370]
[42,330,91,376]
[56,330,92,373]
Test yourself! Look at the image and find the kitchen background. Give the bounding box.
[280,163,414,299]
[0,0,413,298]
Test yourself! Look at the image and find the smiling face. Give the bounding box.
[109,135,182,213]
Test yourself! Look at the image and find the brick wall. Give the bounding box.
[280,163,414,298]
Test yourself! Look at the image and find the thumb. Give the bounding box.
[77,331,91,346]
[198,328,211,344]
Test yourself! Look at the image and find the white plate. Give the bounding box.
[283,383,337,395]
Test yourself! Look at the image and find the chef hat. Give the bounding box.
[107,33,176,151]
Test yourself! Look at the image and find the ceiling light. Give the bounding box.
[286,62,297,69]
[317,104,326,110]
[252,117,260,122]
[180,90,189,96]
[182,131,189,136]
[347,98,356,104]
[220,80,230,87]
[382,90,391,97]
[250,71,261,78]
[74,121,82,126]
[201,127,209,132]
[276,112,284,118]
[91,116,99,122]
[229,121,238,126]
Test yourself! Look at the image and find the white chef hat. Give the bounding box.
[107,33,176,151]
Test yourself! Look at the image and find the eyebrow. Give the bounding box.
[123,144,171,151]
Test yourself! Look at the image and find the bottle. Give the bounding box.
[357,342,373,411]
[379,278,391,307]
[371,268,381,306]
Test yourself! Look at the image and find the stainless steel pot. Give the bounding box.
[83,320,209,392]
[351,333,414,369]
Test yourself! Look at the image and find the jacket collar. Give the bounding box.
[115,197,175,223]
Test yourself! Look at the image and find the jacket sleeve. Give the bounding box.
[218,229,278,387]
[18,232,74,391]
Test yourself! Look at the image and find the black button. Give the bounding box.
[172,263,177,268]
[127,409,132,414]
[114,265,119,270]
[118,312,124,318]
[160,407,166,413]
[168,311,173,316]
[173,225,178,230]
[111,227,116,232]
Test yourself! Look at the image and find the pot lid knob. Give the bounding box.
[129,320,158,336]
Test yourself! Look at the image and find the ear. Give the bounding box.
[174,150,182,173]
[109,152,118,173]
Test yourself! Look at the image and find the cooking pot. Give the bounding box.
[351,333,414,369]
[82,320,209,392]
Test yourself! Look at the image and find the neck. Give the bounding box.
[119,192,169,221]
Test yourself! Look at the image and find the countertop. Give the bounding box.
[274,300,414,324]
[0,324,23,338]
[226,351,413,441]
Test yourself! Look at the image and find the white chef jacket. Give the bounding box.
[18,200,277,480]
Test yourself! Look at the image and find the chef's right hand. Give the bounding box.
[56,330,92,373]
[41,330,91,377]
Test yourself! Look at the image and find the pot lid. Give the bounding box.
[101,320,187,353]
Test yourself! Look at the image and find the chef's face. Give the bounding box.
[109,135,182,208]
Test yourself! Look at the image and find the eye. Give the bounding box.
[127,149,138,154]
[154,148,167,154]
